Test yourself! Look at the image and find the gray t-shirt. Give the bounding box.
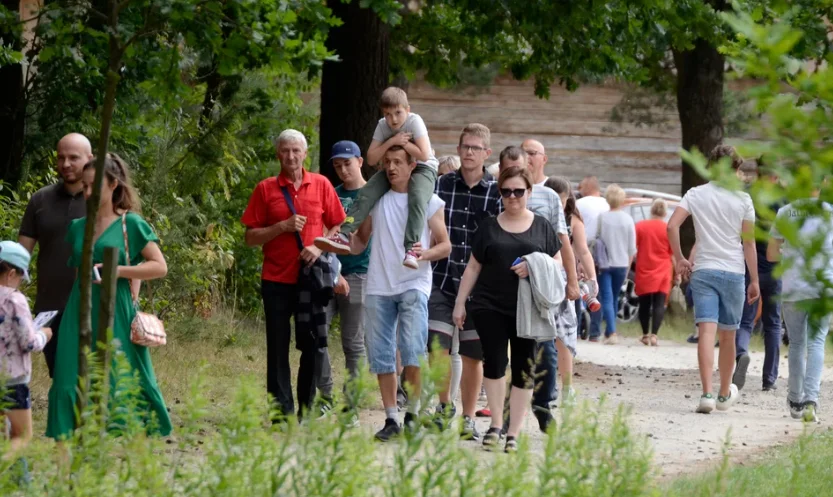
[372,113,438,170]
[19,182,86,312]
[597,209,637,268]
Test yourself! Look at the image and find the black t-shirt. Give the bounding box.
[469,215,559,316]
[19,182,86,312]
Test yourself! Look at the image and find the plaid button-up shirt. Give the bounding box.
[432,170,502,297]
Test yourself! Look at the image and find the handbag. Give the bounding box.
[122,214,167,347]
[593,215,610,270]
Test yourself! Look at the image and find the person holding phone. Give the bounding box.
[0,241,52,481]
[453,166,562,453]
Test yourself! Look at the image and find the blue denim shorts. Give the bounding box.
[364,290,429,375]
[689,269,745,330]
[2,384,31,410]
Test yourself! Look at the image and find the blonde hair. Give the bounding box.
[605,184,626,209]
[459,123,491,149]
[380,87,409,109]
[650,198,667,218]
[437,155,461,175]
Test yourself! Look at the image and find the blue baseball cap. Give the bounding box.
[0,241,31,282]
[329,141,361,161]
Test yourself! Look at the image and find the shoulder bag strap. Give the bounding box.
[279,185,305,252]
[121,213,139,304]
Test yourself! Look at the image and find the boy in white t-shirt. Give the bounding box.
[316,87,439,270]
[768,194,833,423]
[667,145,761,414]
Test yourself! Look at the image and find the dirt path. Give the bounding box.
[358,337,833,477]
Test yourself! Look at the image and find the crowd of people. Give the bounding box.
[1,87,831,464]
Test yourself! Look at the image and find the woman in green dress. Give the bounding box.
[46,153,171,439]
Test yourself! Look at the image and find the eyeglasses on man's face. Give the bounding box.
[499,188,527,199]
[460,144,487,154]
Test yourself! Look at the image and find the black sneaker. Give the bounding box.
[460,415,481,441]
[762,382,778,392]
[788,399,804,420]
[482,427,504,451]
[375,418,401,442]
[532,406,555,433]
[733,353,750,391]
[504,436,518,453]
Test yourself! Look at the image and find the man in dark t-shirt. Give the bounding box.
[18,133,92,377]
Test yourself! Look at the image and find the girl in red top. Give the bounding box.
[635,199,673,345]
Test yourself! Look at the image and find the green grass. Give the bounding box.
[668,430,833,497]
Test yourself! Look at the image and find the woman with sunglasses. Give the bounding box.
[453,166,561,453]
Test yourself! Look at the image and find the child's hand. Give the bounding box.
[391,133,412,147]
[41,327,53,342]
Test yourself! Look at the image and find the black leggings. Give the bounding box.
[471,308,536,389]
[638,292,667,335]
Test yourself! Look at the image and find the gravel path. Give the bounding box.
[358,336,832,477]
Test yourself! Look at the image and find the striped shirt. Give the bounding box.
[432,170,502,297]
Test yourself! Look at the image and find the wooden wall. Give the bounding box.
[407,76,684,195]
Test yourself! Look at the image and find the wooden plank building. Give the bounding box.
[407,76,684,195]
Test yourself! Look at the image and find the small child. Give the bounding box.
[316,87,439,269]
[0,241,52,469]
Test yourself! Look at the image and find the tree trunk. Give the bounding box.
[319,0,390,183]
[672,38,725,257]
[76,0,123,422]
[0,0,25,187]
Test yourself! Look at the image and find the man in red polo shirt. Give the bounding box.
[242,129,346,420]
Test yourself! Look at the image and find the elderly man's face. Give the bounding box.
[277,140,307,173]
[522,140,546,176]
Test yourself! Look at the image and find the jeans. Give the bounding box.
[339,165,437,251]
[736,270,782,386]
[598,267,628,337]
[261,281,329,418]
[364,290,429,375]
[325,273,368,381]
[783,301,831,405]
[532,339,558,409]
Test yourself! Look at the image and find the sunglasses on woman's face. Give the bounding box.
[499,188,527,199]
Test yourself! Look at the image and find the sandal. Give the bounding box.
[640,335,651,346]
[650,334,658,346]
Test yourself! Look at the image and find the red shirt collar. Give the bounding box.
[277,168,311,188]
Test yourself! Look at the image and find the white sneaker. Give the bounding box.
[696,394,716,414]
[562,386,577,405]
[716,384,739,411]
[803,402,818,423]
[403,250,419,269]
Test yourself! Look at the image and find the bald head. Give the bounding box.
[579,175,601,197]
[521,139,547,184]
[57,133,93,185]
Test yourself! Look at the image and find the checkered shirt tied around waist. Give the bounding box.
[432,170,502,298]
